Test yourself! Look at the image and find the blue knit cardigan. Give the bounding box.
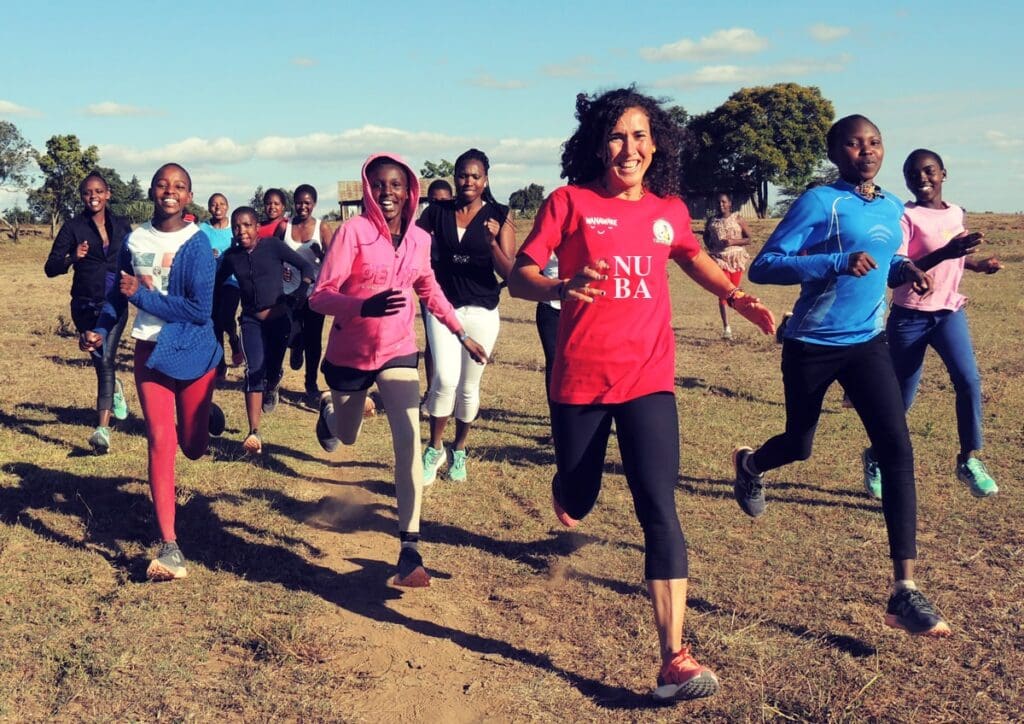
[95,228,222,380]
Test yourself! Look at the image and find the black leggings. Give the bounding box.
[752,335,917,560]
[551,392,687,580]
[535,302,559,404]
[71,298,127,413]
[213,284,241,359]
[290,300,325,391]
[239,312,291,393]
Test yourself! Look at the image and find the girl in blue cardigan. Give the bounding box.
[82,163,224,582]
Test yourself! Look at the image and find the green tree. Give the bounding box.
[0,121,35,240]
[682,83,834,218]
[508,183,546,215]
[30,134,100,237]
[420,159,454,179]
[773,161,840,216]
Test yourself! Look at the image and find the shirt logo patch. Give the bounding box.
[585,216,619,235]
[652,219,673,245]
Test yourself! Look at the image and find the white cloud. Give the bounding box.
[0,99,40,116]
[291,57,317,67]
[465,73,527,90]
[541,55,595,78]
[653,56,848,88]
[99,136,252,165]
[808,23,850,42]
[83,101,160,117]
[985,131,1024,150]
[640,28,768,62]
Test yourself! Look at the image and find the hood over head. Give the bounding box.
[360,152,421,238]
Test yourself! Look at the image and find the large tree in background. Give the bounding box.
[682,83,834,217]
[28,134,99,237]
[0,121,35,240]
[508,183,545,215]
[420,159,454,179]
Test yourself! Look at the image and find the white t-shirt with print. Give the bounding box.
[128,222,199,342]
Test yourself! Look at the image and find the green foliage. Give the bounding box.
[772,161,840,216]
[0,121,34,190]
[420,159,455,179]
[681,83,834,218]
[110,200,154,225]
[508,183,546,214]
[31,135,100,236]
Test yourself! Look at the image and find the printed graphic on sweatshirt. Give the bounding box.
[132,250,177,293]
[585,216,618,235]
[652,219,674,245]
[610,255,653,299]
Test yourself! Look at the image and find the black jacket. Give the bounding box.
[44,212,132,301]
[217,237,316,315]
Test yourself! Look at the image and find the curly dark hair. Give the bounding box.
[560,86,680,198]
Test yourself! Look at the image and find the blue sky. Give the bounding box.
[2,1,1022,214]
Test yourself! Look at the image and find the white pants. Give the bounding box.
[425,305,500,422]
[324,367,423,533]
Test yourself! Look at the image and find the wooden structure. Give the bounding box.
[337,177,453,220]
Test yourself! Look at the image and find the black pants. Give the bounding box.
[551,392,687,580]
[752,334,917,560]
[71,297,127,413]
[289,300,325,392]
[535,302,560,404]
[240,312,291,393]
[213,284,241,369]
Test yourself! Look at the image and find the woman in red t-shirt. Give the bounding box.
[509,87,775,704]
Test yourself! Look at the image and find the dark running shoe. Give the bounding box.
[146,541,188,581]
[262,387,279,414]
[733,446,766,518]
[316,393,340,453]
[884,587,951,637]
[393,546,430,588]
[651,646,719,704]
[208,403,226,437]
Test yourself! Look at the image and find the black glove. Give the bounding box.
[360,289,405,317]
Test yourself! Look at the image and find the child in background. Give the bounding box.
[260,188,288,239]
[201,193,243,379]
[283,184,333,408]
[215,206,315,454]
[81,163,225,581]
[861,149,1003,499]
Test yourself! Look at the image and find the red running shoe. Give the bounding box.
[652,645,719,703]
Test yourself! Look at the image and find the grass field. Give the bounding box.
[1,214,1022,722]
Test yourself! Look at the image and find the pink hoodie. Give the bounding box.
[310,153,463,370]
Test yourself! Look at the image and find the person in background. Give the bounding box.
[201,193,243,380]
[703,192,752,339]
[419,179,454,412]
[44,171,132,453]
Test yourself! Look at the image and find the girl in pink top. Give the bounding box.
[863,149,1003,498]
[309,153,486,588]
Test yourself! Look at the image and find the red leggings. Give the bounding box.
[718,268,744,305]
[134,341,216,542]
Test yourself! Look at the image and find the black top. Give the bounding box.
[418,200,508,310]
[44,212,132,302]
[216,237,316,315]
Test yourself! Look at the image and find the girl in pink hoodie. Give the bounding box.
[310,153,487,587]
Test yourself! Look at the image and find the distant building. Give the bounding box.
[337,177,453,220]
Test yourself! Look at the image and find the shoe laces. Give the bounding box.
[962,457,990,480]
[894,588,937,617]
[660,646,704,684]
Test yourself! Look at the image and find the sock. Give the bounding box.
[894,579,917,592]
[399,531,420,550]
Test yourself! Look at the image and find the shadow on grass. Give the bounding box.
[675,376,789,407]
[0,460,650,710]
[678,475,880,512]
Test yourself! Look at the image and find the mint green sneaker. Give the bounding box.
[422,445,445,486]
[957,458,998,498]
[111,378,128,421]
[862,448,882,500]
[88,426,111,454]
[449,450,467,482]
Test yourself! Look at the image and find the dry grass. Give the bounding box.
[1,215,1022,722]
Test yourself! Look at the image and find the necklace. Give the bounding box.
[856,181,881,200]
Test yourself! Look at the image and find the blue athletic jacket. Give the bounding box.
[749,180,908,346]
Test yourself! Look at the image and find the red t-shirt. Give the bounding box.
[519,184,699,404]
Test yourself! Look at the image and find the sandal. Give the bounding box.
[242,430,262,454]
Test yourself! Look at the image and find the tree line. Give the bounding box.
[1,83,834,239]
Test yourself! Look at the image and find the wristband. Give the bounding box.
[556,280,569,301]
[457,331,469,343]
[725,288,744,308]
